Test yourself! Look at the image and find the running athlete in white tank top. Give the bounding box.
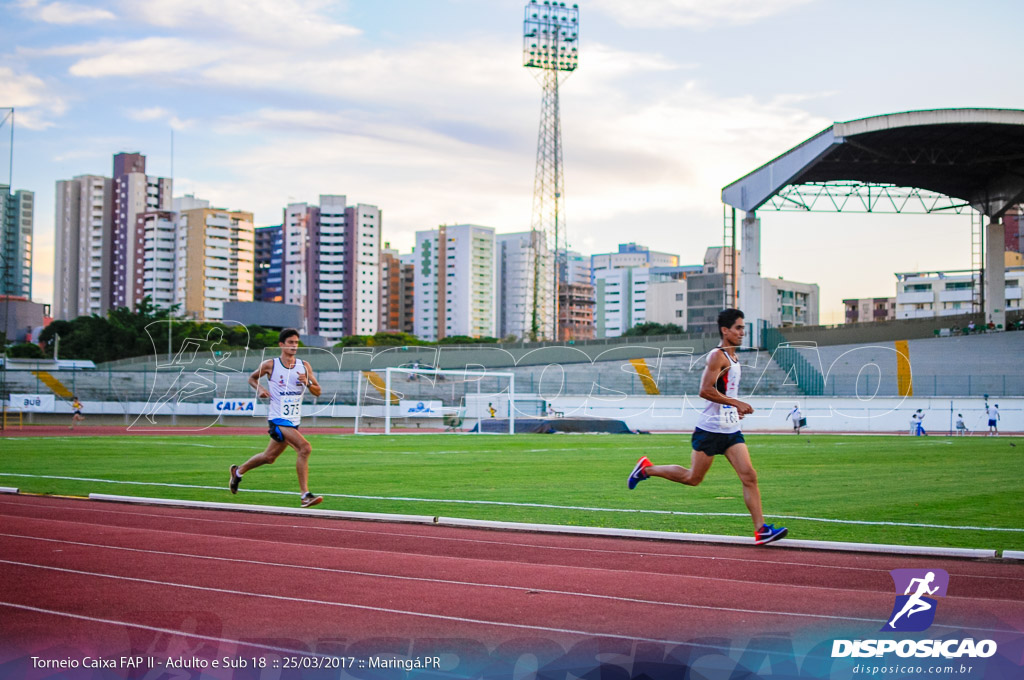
[228,329,325,508]
[626,308,788,546]
[695,347,742,434]
[267,356,307,427]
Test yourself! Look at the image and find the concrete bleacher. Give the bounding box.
[787,331,1024,397]
[3,346,802,406]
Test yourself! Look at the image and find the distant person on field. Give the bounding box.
[912,408,927,436]
[955,413,968,436]
[786,404,803,434]
[627,308,788,546]
[488,402,496,418]
[987,403,1000,436]
[229,328,324,508]
[69,396,84,429]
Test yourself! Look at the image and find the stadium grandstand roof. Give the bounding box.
[722,108,1024,217]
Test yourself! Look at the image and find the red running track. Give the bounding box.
[1,494,1023,677]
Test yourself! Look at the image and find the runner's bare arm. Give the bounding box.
[301,361,322,397]
[248,360,273,399]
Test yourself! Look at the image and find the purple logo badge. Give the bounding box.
[881,568,949,632]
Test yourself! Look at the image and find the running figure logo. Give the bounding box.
[882,568,949,632]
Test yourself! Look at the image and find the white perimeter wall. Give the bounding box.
[25,396,1024,434]
[540,395,1023,434]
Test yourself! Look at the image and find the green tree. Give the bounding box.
[6,342,45,358]
[333,335,371,347]
[622,322,684,337]
[368,332,422,346]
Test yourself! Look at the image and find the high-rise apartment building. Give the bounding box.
[344,201,381,337]
[254,224,283,303]
[894,265,1024,320]
[0,185,33,299]
[558,282,595,340]
[54,175,112,319]
[496,231,552,341]
[591,243,679,273]
[560,249,592,286]
[843,297,897,324]
[593,265,699,337]
[111,153,172,309]
[136,209,178,311]
[176,207,255,321]
[281,195,380,342]
[54,153,170,319]
[379,244,414,334]
[762,278,819,328]
[414,224,496,341]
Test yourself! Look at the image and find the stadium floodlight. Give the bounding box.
[523,1,579,341]
[354,367,516,435]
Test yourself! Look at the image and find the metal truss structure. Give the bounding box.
[763,181,972,214]
[523,1,578,341]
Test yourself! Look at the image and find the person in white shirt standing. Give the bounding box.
[627,308,787,546]
[912,409,927,436]
[787,404,803,434]
[987,403,1000,436]
[229,328,324,507]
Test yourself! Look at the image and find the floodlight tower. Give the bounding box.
[523,0,578,341]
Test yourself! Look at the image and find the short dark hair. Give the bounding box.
[278,328,300,344]
[717,308,744,337]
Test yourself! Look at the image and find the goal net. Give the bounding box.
[354,367,516,434]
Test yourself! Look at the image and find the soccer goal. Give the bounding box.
[354,367,516,434]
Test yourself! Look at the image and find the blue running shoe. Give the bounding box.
[627,456,652,490]
[755,523,788,545]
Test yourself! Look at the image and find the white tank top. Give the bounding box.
[267,357,306,426]
[696,347,742,434]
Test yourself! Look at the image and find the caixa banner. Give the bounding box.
[9,394,56,412]
[213,399,256,414]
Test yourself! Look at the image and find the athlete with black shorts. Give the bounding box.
[228,328,324,508]
[627,308,787,545]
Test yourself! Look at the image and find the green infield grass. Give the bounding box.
[1,433,1022,551]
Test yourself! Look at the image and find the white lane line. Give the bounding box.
[4,527,1021,614]
[0,559,802,650]
[1,472,1019,532]
[0,529,905,602]
[3,553,1018,639]
[0,602,331,658]
[0,532,915,622]
[3,501,1020,582]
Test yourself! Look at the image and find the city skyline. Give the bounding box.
[3,0,1024,324]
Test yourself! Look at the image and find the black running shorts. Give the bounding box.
[691,427,745,456]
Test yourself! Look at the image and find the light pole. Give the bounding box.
[523,1,578,341]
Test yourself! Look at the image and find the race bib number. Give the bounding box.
[281,394,302,419]
[721,406,740,425]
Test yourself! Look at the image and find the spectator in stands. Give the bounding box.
[967,321,976,334]
[987,403,1000,436]
[950,324,961,336]
[987,319,996,331]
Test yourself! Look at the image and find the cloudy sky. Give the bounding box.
[3,0,1023,323]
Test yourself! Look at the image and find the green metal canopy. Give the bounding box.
[722,108,1024,217]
